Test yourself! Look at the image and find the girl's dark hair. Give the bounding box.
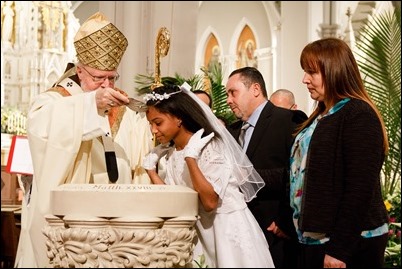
[146,85,220,139]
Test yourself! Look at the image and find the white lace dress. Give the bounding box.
[164,139,275,268]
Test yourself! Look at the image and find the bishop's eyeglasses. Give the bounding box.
[80,65,120,83]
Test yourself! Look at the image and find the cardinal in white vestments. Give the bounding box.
[14,12,153,267]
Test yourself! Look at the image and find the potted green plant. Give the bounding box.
[356,6,401,268]
[134,64,235,125]
[356,6,401,199]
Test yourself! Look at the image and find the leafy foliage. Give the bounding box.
[201,65,236,124]
[134,65,235,125]
[134,73,204,96]
[384,191,401,268]
[356,6,401,268]
[193,254,208,268]
[356,7,401,198]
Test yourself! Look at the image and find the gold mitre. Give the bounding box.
[74,12,128,71]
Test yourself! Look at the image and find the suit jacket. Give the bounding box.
[228,101,305,235]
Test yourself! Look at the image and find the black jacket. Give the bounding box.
[228,101,304,237]
[299,98,388,263]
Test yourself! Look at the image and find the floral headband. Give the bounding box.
[143,82,192,102]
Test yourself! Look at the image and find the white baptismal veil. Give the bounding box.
[180,83,265,202]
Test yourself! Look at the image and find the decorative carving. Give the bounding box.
[1,1,78,113]
[43,215,197,268]
[151,27,170,90]
[1,1,15,45]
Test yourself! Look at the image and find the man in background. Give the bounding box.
[270,89,308,123]
[226,67,299,268]
[193,89,213,108]
[270,89,298,110]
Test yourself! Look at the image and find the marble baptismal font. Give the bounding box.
[44,184,199,268]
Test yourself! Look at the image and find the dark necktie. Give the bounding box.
[238,122,251,148]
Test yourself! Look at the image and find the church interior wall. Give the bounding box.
[197,1,272,80]
[281,1,314,114]
[1,1,397,116]
[71,1,98,25]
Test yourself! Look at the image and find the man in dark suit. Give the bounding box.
[226,67,307,268]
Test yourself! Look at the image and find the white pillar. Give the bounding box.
[280,1,323,115]
[98,2,198,97]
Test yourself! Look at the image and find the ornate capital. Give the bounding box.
[43,215,197,268]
